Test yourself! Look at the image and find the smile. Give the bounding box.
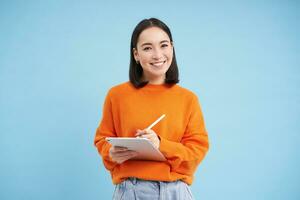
[150,61,166,67]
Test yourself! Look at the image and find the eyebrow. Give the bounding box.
[141,40,170,47]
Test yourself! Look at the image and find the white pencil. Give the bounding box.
[146,114,166,130]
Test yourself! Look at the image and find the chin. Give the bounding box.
[150,70,168,76]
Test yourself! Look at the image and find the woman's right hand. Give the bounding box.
[109,146,138,164]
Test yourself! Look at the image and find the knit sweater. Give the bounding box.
[94,82,209,185]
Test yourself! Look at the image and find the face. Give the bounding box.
[133,27,173,84]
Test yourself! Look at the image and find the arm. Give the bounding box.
[94,90,117,171]
[159,95,209,175]
[94,90,138,169]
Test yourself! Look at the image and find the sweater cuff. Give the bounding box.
[159,136,183,158]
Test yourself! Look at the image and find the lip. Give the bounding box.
[150,60,166,66]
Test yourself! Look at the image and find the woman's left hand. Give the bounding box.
[135,129,160,149]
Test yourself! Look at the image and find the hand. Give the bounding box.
[109,146,138,164]
[135,129,160,149]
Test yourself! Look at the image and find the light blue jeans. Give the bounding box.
[112,177,195,200]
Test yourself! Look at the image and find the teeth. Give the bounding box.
[151,61,165,67]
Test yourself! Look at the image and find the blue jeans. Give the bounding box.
[112,177,195,200]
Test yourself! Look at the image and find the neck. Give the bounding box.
[142,74,165,85]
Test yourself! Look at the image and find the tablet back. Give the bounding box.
[106,137,166,161]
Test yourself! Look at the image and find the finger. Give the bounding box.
[113,155,130,163]
[144,129,154,134]
[140,134,152,140]
[114,145,127,149]
[116,157,131,164]
[115,151,138,159]
[113,146,128,152]
[111,150,134,157]
[114,152,139,163]
[140,131,156,138]
[113,153,136,159]
[135,130,145,136]
[145,130,157,138]
[111,150,137,157]
[136,129,153,137]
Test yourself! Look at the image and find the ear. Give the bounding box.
[133,48,139,62]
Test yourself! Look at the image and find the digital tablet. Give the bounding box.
[105,137,166,161]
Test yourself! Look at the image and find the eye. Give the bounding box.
[143,47,151,51]
[161,44,169,48]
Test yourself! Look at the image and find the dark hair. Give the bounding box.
[129,18,179,88]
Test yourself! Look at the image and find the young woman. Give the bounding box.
[94,18,209,200]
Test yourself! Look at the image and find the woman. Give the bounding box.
[94,18,209,200]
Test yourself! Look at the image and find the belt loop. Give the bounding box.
[159,181,164,200]
[132,177,137,185]
[129,177,137,185]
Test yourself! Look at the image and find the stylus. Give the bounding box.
[146,114,166,130]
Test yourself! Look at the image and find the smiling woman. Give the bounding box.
[132,27,174,85]
[129,18,179,88]
[94,18,209,200]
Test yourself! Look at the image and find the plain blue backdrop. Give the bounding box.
[0,0,299,199]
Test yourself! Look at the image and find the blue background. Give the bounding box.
[1,0,299,199]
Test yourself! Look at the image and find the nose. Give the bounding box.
[152,48,163,60]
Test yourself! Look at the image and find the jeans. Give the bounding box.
[112,177,195,200]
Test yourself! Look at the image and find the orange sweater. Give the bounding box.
[94,82,209,185]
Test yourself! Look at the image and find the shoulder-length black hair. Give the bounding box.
[129,18,179,88]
